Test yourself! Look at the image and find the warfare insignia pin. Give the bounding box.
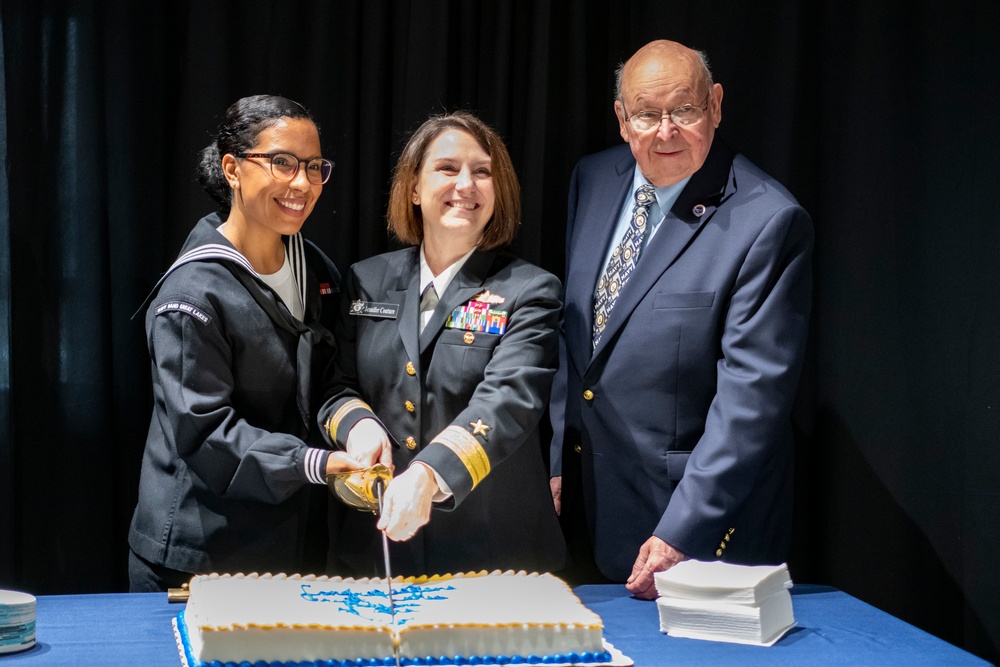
[472,290,506,304]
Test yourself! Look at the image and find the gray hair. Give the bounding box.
[614,49,714,102]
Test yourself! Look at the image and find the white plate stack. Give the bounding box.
[0,589,36,654]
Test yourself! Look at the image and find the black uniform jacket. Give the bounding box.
[128,213,340,576]
[319,246,566,576]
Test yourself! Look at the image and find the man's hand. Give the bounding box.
[550,476,562,516]
[376,462,439,541]
[345,418,394,470]
[625,535,687,599]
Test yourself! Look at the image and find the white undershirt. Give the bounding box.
[257,252,304,321]
[217,223,304,321]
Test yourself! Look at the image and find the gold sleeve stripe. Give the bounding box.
[432,425,491,488]
[326,399,374,437]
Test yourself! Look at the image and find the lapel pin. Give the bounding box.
[692,204,707,217]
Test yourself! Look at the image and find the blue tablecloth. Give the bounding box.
[3,584,988,666]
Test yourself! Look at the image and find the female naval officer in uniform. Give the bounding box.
[318,111,566,577]
[128,95,361,591]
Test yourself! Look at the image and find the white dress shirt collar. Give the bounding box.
[419,245,476,298]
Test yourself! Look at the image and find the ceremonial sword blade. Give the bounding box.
[374,480,400,667]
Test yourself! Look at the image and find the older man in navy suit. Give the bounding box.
[550,39,813,599]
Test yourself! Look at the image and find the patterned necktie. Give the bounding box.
[593,184,656,349]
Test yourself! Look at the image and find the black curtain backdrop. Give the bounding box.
[2,0,999,662]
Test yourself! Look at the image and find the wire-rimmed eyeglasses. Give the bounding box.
[622,92,713,132]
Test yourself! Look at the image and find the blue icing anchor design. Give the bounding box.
[299,583,456,627]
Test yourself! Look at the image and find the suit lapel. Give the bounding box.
[388,249,421,369]
[589,142,737,362]
[419,249,496,355]
[566,151,634,373]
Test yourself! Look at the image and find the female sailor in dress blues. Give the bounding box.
[128,95,361,591]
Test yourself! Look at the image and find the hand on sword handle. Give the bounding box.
[375,463,436,541]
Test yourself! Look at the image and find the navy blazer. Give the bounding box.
[550,142,813,581]
[320,247,566,577]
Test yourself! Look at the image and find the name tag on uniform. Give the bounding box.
[349,300,399,319]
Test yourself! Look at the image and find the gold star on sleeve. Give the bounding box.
[469,419,490,436]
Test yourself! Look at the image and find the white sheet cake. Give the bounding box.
[174,570,612,666]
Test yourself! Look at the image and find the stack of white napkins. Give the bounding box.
[654,560,795,646]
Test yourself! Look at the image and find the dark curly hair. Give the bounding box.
[197,95,317,210]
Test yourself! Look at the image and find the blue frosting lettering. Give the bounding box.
[298,583,456,627]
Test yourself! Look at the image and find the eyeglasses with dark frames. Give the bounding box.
[235,152,334,184]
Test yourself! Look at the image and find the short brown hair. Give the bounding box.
[387,111,520,250]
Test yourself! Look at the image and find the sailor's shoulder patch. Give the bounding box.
[154,300,213,325]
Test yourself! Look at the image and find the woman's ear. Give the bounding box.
[221,154,240,189]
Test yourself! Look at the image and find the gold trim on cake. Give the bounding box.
[430,426,491,488]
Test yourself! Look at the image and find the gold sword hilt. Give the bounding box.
[326,464,394,513]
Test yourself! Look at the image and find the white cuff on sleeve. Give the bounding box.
[304,448,331,485]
